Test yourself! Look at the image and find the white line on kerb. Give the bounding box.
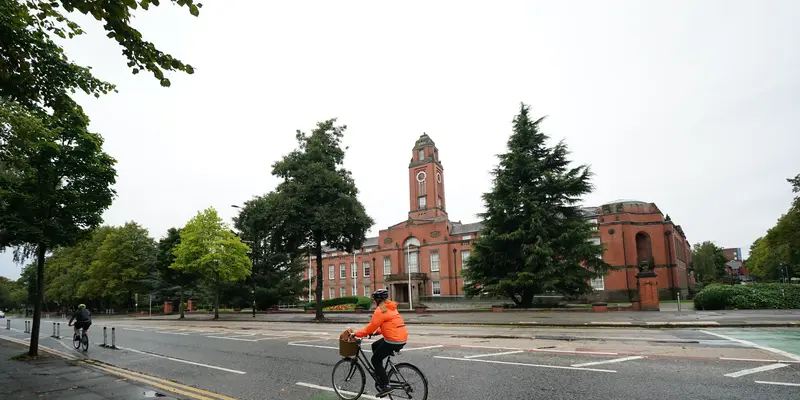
[117,346,246,374]
[402,345,443,352]
[724,363,789,378]
[755,380,800,387]
[458,344,617,356]
[720,357,799,364]
[434,356,617,373]
[571,356,645,367]
[296,382,380,400]
[465,350,524,359]
[699,330,800,362]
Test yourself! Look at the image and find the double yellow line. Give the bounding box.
[83,359,238,400]
[0,335,237,400]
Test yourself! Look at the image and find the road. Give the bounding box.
[1,317,798,399]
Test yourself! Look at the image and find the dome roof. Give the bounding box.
[604,199,648,205]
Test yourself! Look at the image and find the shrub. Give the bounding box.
[694,283,800,310]
[305,296,372,311]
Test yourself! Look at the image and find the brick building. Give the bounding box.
[303,134,696,305]
[721,247,751,281]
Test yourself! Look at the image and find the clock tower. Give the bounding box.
[408,133,448,221]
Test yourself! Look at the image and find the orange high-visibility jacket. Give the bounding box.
[355,301,408,344]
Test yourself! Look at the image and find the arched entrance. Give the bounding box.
[635,232,652,268]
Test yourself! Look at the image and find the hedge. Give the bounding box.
[304,296,372,311]
[693,283,800,310]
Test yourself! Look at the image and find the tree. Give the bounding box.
[80,222,156,309]
[0,100,116,356]
[171,207,251,319]
[269,120,374,320]
[233,194,307,310]
[154,227,199,319]
[1,0,201,114]
[747,174,800,281]
[691,241,727,283]
[461,104,609,307]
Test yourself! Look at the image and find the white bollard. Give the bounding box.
[111,327,116,349]
[102,327,107,347]
[6,319,10,330]
[52,322,56,338]
[56,322,61,338]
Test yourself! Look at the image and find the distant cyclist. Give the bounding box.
[352,289,408,397]
[68,304,92,338]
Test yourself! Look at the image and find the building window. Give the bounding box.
[590,276,605,291]
[418,196,426,209]
[364,285,371,297]
[383,256,391,275]
[407,251,419,273]
[589,219,598,230]
[340,287,346,298]
[328,265,334,280]
[432,281,441,296]
[363,262,371,277]
[351,262,357,278]
[430,251,440,272]
[461,250,471,269]
[339,264,346,279]
[588,237,602,259]
[461,234,472,240]
[418,149,424,160]
[329,287,335,299]
[437,196,443,208]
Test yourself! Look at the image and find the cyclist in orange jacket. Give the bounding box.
[353,289,408,397]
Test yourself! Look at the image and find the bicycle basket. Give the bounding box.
[339,339,359,357]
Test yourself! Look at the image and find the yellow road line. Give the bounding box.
[87,362,218,400]
[83,359,240,400]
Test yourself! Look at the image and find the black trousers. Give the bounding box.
[371,338,405,386]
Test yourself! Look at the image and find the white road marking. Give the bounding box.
[434,356,617,373]
[230,334,256,338]
[720,357,799,364]
[724,363,789,378]
[700,330,800,362]
[296,382,380,400]
[207,335,286,342]
[402,345,443,352]
[283,330,331,336]
[755,380,800,387]
[121,328,145,332]
[459,344,618,356]
[465,350,524,359]
[571,356,645,367]
[289,342,355,351]
[117,346,246,374]
[156,331,190,336]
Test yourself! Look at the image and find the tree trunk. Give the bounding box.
[519,290,534,308]
[28,243,47,357]
[214,282,220,320]
[315,241,324,321]
[179,289,185,319]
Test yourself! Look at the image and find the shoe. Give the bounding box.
[376,385,393,397]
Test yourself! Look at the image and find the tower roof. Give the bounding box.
[414,133,436,149]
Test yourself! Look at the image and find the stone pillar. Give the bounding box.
[636,271,660,311]
[163,301,173,314]
[187,300,194,312]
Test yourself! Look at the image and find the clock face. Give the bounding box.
[436,172,442,183]
[416,171,427,182]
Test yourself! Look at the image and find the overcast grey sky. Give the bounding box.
[2,0,799,279]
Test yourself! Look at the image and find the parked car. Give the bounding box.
[0,311,5,318]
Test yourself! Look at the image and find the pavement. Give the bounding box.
[1,317,799,399]
[0,336,185,399]
[133,308,800,328]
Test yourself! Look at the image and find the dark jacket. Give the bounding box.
[73,308,91,323]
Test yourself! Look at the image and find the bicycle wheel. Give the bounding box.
[73,332,81,350]
[331,358,366,400]
[387,363,428,400]
[81,333,89,351]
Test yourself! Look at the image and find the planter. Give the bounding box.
[632,301,641,311]
[414,306,429,314]
[305,309,314,314]
[491,305,505,312]
[591,302,608,313]
[355,307,365,314]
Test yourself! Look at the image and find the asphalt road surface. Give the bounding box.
[2,317,798,399]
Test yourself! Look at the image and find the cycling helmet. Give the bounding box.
[372,289,389,302]
[78,304,86,309]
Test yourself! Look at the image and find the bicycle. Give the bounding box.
[69,323,89,352]
[331,334,428,400]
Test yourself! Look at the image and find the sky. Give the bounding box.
[2,0,799,279]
